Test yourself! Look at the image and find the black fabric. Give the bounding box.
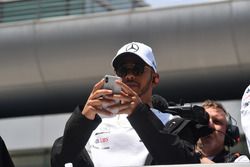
[163,117,213,146]
[127,104,200,164]
[51,105,100,167]
[51,104,157,167]
[164,118,197,145]
[0,136,15,167]
[52,103,243,166]
[51,103,203,167]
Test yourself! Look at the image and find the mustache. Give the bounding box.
[124,80,140,87]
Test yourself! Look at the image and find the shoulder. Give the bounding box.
[241,85,250,112]
[234,155,250,163]
[225,152,250,163]
[242,85,250,99]
[151,108,171,125]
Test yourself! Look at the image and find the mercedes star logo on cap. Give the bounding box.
[126,43,139,52]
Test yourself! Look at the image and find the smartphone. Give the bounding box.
[102,75,121,114]
[103,75,121,93]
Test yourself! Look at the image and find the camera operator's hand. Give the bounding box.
[200,157,215,163]
[106,80,143,116]
[82,79,118,120]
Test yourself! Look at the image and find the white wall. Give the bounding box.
[0,113,70,150]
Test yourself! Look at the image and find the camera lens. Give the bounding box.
[105,77,108,83]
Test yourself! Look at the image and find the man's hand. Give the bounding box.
[82,79,143,119]
[200,157,215,164]
[106,80,142,116]
[82,79,115,120]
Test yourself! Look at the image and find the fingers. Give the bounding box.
[106,96,141,116]
[107,101,136,115]
[110,80,142,115]
[86,105,114,117]
[91,89,113,100]
[82,79,114,119]
[115,80,135,96]
[108,93,131,103]
[84,79,142,119]
[83,96,116,119]
[92,79,105,93]
[91,79,113,99]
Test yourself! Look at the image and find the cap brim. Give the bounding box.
[112,52,145,69]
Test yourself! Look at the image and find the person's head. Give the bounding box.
[196,100,228,157]
[111,42,159,104]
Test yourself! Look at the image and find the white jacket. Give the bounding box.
[241,85,250,154]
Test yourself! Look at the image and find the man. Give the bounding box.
[196,100,249,163]
[130,99,249,164]
[241,85,250,154]
[51,42,171,167]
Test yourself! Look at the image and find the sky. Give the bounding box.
[145,0,216,7]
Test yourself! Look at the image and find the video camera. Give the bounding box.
[152,95,209,125]
[152,95,214,144]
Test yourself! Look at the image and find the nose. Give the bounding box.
[208,119,215,128]
[125,71,136,81]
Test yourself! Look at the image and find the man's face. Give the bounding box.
[197,107,227,156]
[114,55,157,97]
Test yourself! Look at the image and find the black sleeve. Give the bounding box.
[0,136,15,167]
[51,105,101,167]
[127,104,200,165]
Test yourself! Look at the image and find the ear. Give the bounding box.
[152,73,160,86]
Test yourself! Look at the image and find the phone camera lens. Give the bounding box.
[105,77,108,83]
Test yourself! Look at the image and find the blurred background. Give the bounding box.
[0,0,249,166]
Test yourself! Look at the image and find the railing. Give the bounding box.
[0,0,148,23]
